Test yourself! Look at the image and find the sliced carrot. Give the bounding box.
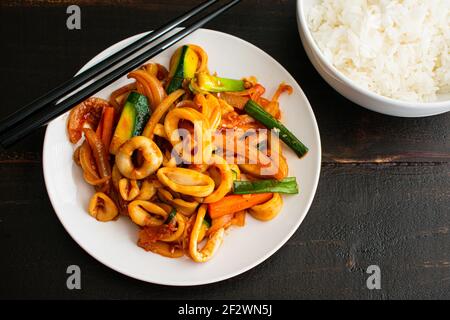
[100,107,115,151]
[95,107,115,150]
[208,193,273,219]
[95,108,105,137]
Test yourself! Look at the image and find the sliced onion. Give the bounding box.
[109,83,135,114]
[83,128,111,182]
[188,44,209,73]
[67,97,109,144]
[83,172,111,186]
[128,70,167,110]
[142,89,185,140]
[79,141,99,179]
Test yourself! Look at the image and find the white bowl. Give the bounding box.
[296,0,450,118]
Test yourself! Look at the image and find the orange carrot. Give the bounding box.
[208,193,273,219]
[95,107,115,150]
[96,109,105,137]
[100,107,115,151]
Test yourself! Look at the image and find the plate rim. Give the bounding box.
[42,28,322,286]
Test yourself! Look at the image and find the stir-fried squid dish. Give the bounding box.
[68,44,308,262]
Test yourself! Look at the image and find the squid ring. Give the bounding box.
[239,149,288,180]
[157,188,199,216]
[116,136,163,180]
[88,192,119,222]
[157,167,215,198]
[249,193,283,221]
[189,205,224,263]
[188,44,209,73]
[118,178,140,201]
[203,155,233,204]
[195,94,222,131]
[153,123,167,139]
[164,107,212,164]
[136,179,158,201]
[161,213,186,243]
[128,200,168,227]
[111,164,123,191]
[189,163,210,173]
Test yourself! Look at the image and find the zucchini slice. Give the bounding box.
[109,92,150,155]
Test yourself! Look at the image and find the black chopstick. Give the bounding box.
[0,0,241,148]
[0,0,219,136]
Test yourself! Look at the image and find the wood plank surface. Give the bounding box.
[0,0,448,300]
[0,163,448,299]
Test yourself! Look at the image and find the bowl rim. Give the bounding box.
[297,0,450,109]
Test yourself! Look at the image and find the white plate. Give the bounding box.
[43,29,321,286]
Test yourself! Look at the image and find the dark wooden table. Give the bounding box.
[0,0,449,300]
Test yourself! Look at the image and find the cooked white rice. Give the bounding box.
[308,0,450,102]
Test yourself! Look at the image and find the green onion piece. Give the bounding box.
[233,177,299,195]
[197,73,245,93]
[165,208,177,224]
[244,100,309,158]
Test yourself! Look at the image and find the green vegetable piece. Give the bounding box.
[244,100,309,158]
[165,208,177,224]
[109,92,150,155]
[233,177,299,195]
[195,72,245,93]
[167,45,199,94]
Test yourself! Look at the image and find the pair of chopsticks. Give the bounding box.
[0,0,241,148]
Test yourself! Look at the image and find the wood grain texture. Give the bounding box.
[0,0,448,300]
[0,0,448,161]
[0,163,448,299]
